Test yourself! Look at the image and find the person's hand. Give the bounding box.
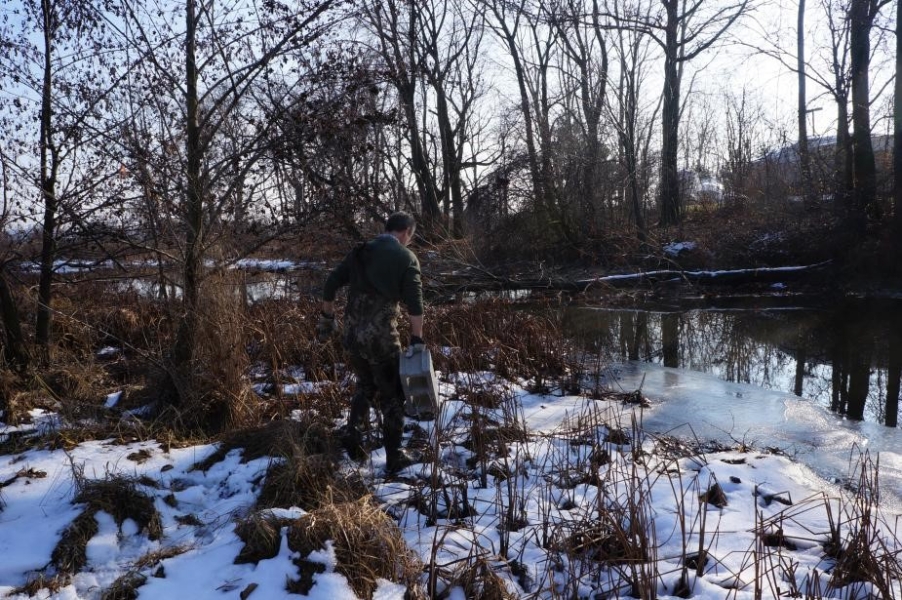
[406,335,425,356]
[316,311,336,342]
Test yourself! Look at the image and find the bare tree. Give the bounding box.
[822,0,854,204]
[413,0,488,236]
[682,92,721,179]
[633,0,751,226]
[735,0,852,204]
[110,0,340,413]
[847,0,891,233]
[480,0,559,224]
[0,0,123,362]
[722,86,765,198]
[797,0,815,203]
[548,0,609,235]
[265,55,400,232]
[364,0,442,223]
[895,0,902,233]
[604,0,659,241]
[0,150,30,374]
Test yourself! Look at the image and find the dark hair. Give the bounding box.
[385,211,416,233]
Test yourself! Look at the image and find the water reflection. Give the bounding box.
[113,272,297,303]
[564,303,902,428]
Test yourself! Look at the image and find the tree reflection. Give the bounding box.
[662,313,679,367]
[886,328,901,427]
[562,302,902,428]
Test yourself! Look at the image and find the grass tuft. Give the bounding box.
[51,511,100,574]
[447,557,516,600]
[100,572,147,600]
[257,449,365,511]
[191,416,335,471]
[73,477,163,540]
[51,474,165,575]
[14,573,70,597]
[287,496,424,599]
[234,512,293,564]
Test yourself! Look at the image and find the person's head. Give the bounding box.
[385,211,416,246]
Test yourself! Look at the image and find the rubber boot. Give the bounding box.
[383,398,409,473]
[341,391,369,461]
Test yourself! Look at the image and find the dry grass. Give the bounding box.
[100,572,147,600]
[191,416,336,471]
[129,265,260,434]
[51,510,100,574]
[257,450,366,511]
[234,511,293,564]
[132,545,190,570]
[14,573,71,597]
[247,297,344,383]
[825,450,902,597]
[98,545,190,599]
[73,477,163,539]
[48,474,164,578]
[185,415,365,512]
[0,358,111,429]
[287,496,425,599]
[426,299,575,385]
[444,557,516,600]
[559,518,648,564]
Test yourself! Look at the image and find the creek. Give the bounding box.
[561,299,902,508]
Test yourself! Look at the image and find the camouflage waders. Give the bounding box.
[342,290,406,466]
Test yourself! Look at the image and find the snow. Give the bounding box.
[1,364,900,599]
[663,241,697,257]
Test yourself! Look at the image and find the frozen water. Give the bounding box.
[608,361,902,511]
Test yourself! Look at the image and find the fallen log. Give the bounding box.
[428,260,833,296]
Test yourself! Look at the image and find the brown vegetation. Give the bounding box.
[1,248,900,599]
[287,496,425,599]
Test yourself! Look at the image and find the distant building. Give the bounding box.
[679,169,724,204]
[741,135,893,202]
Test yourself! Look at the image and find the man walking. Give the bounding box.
[318,212,424,473]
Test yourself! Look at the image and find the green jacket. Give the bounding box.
[323,234,424,316]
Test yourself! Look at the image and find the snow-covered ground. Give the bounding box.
[1,363,900,599]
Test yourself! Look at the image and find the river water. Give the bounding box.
[563,301,902,427]
[561,301,902,508]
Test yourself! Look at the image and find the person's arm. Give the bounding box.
[322,254,352,315]
[409,314,423,340]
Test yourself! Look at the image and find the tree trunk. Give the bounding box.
[659,0,681,227]
[35,0,58,362]
[496,15,544,216]
[403,4,441,223]
[834,94,853,209]
[831,342,845,413]
[616,30,646,242]
[848,0,878,233]
[894,0,902,232]
[400,80,441,222]
[434,84,464,237]
[886,327,901,427]
[794,325,807,397]
[797,0,815,203]
[170,0,204,402]
[662,313,679,368]
[846,346,871,420]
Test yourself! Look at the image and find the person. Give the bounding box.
[317,212,424,473]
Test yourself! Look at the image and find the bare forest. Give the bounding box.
[2,0,902,598]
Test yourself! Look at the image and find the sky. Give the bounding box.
[2,357,901,599]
